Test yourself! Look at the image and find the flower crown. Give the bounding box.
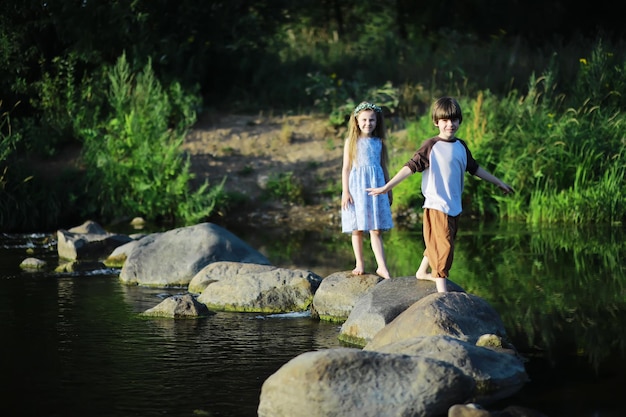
[353,102,382,117]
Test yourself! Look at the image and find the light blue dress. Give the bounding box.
[342,137,394,233]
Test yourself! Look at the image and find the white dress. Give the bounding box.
[342,137,393,233]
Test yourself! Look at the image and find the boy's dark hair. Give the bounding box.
[432,97,463,124]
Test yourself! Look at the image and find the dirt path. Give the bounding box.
[182,112,347,230]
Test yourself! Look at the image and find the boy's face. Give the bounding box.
[435,118,460,140]
[357,110,377,136]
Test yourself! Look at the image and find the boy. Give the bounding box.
[366,97,514,292]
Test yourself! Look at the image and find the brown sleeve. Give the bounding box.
[404,137,436,173]
[458,139,479,175]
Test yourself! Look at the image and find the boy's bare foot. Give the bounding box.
[415,271,434,280]
[351,267,364,275]
[416,272,448,292]
[415,256,431,279]
[376,268,391,279]
[435,277,448,293]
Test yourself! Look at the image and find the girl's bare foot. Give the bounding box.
[351,267,365,275]
[376,268,391,279]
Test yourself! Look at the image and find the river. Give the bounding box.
[1,220,624,416]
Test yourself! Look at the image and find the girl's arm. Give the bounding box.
[474,167,514,194]
[341,139,353,209]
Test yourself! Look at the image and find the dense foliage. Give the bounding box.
[0,1,624,231]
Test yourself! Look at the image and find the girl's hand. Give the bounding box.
[341,192,353,210]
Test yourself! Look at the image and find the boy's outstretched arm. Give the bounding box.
[474,167,514,194]
[367,166,413,195]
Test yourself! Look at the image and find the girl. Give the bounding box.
[341,102,393,279]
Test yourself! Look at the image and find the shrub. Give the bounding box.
[79,53,223,225]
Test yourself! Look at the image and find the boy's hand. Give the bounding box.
[366,186,385,196]
[499,182,514,195]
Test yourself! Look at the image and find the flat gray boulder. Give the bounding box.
[311,271,381,322]
[188,261,277,294]
[197,266,322,313]
[118,222,271,287]
[338,276,464,346]
[258,348,474,417]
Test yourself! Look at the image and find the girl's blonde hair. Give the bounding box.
[345,102,389,177]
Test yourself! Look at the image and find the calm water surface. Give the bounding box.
[1,221,625,417]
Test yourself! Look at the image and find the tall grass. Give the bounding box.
[381,41,625,224]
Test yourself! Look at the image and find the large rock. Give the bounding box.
[365,292,511,350]
[258,348,474,417]
[197,266,322,313]
[118,222,271,287]
[364,335,529,404]
[188,261,277,294]
[104,239,143,268]
[311,271,381,322]
[57,220,133,261]
[338,276,464,346]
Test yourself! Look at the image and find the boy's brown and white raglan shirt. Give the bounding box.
[404,136,479,216]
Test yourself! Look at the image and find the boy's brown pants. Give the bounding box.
[422,208,459,278]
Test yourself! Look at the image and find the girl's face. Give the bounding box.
[357,110,377,137]
[435,117,460,140]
